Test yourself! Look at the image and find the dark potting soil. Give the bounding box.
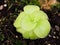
[0,1,60,45]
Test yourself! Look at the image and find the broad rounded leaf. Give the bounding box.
[13,12,25,28]
[24,5,40,14]
[34,20,51,38]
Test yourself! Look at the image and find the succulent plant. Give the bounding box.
[13,5,51,39]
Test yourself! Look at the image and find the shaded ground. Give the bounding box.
[0,0,60,45]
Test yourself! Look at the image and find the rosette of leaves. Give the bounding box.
[13,5,51,39]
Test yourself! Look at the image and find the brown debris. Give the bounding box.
[38,0,57,10]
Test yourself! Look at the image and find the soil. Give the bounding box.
[0,0,60,45]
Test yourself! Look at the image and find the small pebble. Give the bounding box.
[53,36,56,38]
[56,36,59,39]
[49,34,52,37]
[4,0,7,3]
[58,13,60,16]
[55,25,59,31]
[53,32,56,34]
[0,19,1,22]
[4,4,7,7]
[16,35,18,38]
[0,5,4,10]
[5,25,8,27]
[48,44,51,45]
[9,13,12,15]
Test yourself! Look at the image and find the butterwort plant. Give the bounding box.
[13,5,51,39]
